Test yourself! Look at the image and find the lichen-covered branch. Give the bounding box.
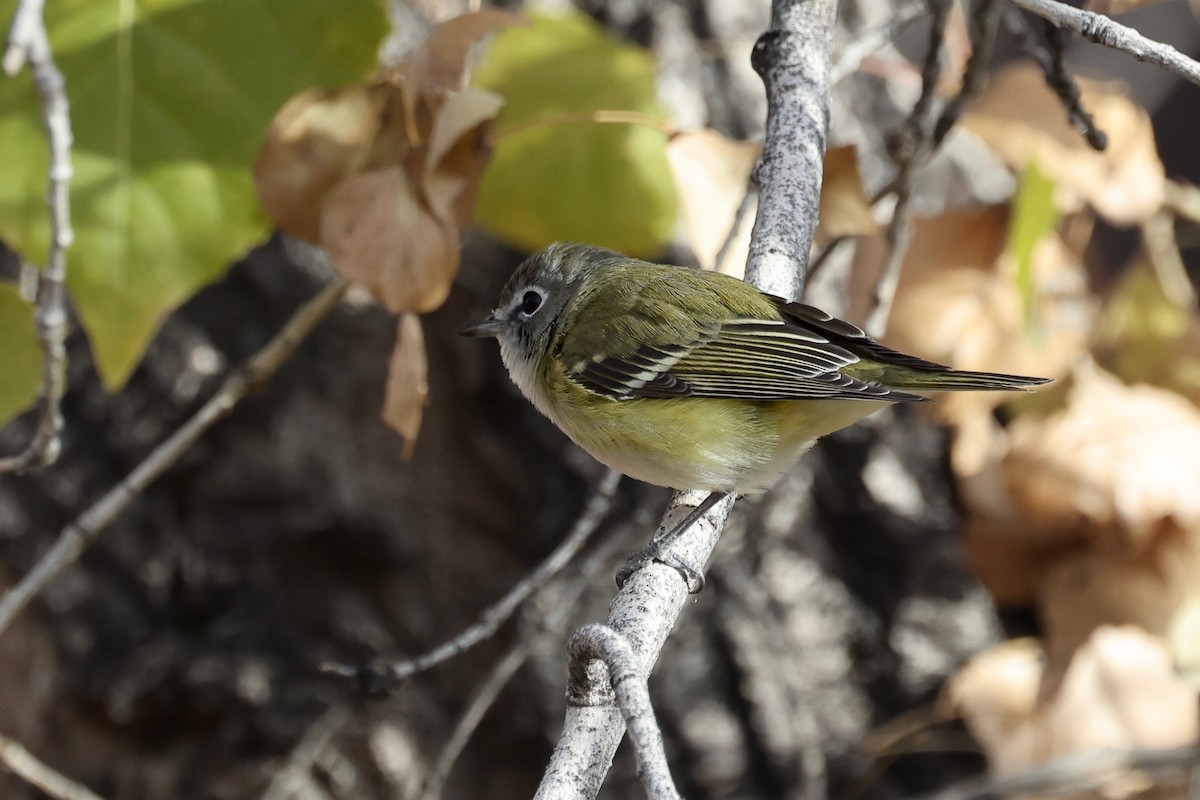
[0,0,73,473]
[534,1,840,796]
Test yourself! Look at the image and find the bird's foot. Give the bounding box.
[616,544,706,593]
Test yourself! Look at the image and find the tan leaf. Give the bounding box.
[320,167,456,313]
[947,628,1198,777]
[420,87,503,227]
[817,145,878,240]
[1038,523,1200,681]
[396,9,522,94]
[383,313,428,458]
[962,62,1164,225]
[1004,367,1200,547]
[255,85,388,241]
[665,129,760,273]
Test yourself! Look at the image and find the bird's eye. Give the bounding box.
[520,290,543,316]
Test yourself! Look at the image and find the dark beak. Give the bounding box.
[457,315,503,338]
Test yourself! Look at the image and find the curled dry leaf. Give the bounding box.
[321,168,456,313]
[961,365,1200,622]
[1003,367,1200,547]
[947,627,1198,778]
[255,10,515,315]
[383,313,429,458]
[962,62,1165,225]
[254,84,387,241]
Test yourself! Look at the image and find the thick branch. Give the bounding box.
[745,0,839,301]
[535,2,839,796]
[0,0,73,473]
[0,279,349,639]
[1010,0,1200,87]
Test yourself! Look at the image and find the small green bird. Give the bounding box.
[460,243,1047,584]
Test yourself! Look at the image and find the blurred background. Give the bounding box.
[1,0,1199,797]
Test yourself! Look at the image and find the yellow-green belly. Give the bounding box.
[546,386,889,493]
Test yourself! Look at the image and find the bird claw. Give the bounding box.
[615,544,706,594]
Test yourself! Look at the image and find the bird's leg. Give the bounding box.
[615,491,729,593]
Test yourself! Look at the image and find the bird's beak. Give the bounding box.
[457,315,503,338]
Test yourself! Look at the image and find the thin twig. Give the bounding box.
[830,0,927,85]
[1003,9,1108,151]
[0,0,73,473]
[712,181,757,276]
[1143,210,1196,308]
[323,469,621,692]
[0,279,350,640]
[1009,0,1200,88]
[261,706,351,800]
[927,744,1195,800]
[0,733,107,800]
[417,501,658,800]
[933,0,1003,146]
[863,0,952,338]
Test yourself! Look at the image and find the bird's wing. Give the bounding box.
[567,313,926,403]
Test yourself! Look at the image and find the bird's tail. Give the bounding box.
[890,368,1052,392]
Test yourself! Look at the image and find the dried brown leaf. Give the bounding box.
[420,87,503,227]
[255,85,388,241]
[383,313,428,458]
[665,129,760,273]
[948,628,1198,777]
[1004,367,1200,548]
[395,9,522,94]
[963,62,1164,225]
[321,167,456,313]
[817,145,878,240]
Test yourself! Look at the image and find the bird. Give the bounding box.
[459,242,1048,588]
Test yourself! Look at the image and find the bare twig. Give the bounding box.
[863,0,952,338]
[567,625,680,800]
[934,0,1003,146]
[1009,0,1200,88]
[0,278,350,640]
[927,745,1196,800]
[831,0,927,85]
[535,1,839,796]
[1143,210,1196,308]
[0,0,73,473]
[1004,9,1108,151]
[0,733,107,800]
[712,181,757,276]
[323,469,621,691]
[261,706,351,800]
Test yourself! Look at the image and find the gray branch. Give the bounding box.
[0,0,73,473]
[534,2,839,796]
[744,0,838,302]
[1010,0,1200,87]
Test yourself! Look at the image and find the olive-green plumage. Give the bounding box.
[459,243,1048,493]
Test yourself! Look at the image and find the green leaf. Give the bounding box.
[473,11,676,257]
[0,284,42,425]
[0,0,388,388]
[1005,162,1059,335]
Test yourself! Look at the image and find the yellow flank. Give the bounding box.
[540,355,886,493]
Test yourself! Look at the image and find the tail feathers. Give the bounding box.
[890,369,1052,393]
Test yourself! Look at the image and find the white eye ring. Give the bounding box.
[516,288,545,319]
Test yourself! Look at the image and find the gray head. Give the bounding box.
[457,243,623,352]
